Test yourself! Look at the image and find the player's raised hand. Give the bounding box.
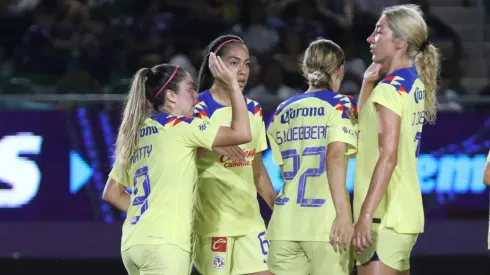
[208,52,238,89]
[363,62,383,83]
[329,214,354,253]
[213,146,247,163]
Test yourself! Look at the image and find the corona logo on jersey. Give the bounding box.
[219,149,255,168]
[280,106,325,124]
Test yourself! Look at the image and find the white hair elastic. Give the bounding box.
[307,71,321,80]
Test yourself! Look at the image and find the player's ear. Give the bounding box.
[165,89,178,104]
[337,65,345,80]
[394,37,407,50]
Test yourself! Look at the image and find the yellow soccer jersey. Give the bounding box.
[266,91,358,241]
[108,113,220,252]
[193,90,267,237]
[354,66,425,234]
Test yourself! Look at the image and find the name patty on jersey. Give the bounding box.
[280,107,325,124]
[276,125,328,145]
[131,145,152,164]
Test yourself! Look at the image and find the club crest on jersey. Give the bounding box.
[211,237,227,252]
[213,256,226,269]
[280,106,325,124]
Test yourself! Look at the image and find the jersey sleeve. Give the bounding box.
[193,99,211,121]
[266,111,284,165]
[327,104,358,156]
[108,166,121,181]
[108,165,130,187]
[370,83,404,116]
[256,115,268,153]
[267,132,283,166]
[180,117,220,150]
[248,101,268,153]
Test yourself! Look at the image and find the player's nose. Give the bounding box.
[367,33,375,44]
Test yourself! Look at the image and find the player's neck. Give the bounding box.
[210,85,232,106]
[159,105,180,116]
[383,56,411,75]
[306,83,339,93]
[306,87,338,93]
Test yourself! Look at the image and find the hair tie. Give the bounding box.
[307,71,321,80]
[214,39,242,54]
[419,40,429,52]
[153,65,179,100]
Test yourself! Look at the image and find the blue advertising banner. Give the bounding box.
[0,109,489,223]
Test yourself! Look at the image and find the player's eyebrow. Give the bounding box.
[228,56,251,62]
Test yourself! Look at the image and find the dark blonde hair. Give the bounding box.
[301,38,345,90]
[114,64,187,180]
[383,4,440,124]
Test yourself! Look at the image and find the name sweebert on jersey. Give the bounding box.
[276,106,328,145]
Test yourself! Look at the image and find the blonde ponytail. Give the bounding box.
[114,68,153,180]
[414,44,440,124]
[382,4,441,124]
[302,38,345,91]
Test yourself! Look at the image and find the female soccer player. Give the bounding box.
[352,4,440,275]
[192,35,276,275]
[101,54,253,275]
[266,38,358,275]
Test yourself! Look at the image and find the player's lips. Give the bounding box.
[237,80,246,88]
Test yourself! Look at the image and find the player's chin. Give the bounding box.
[371,55,382,63]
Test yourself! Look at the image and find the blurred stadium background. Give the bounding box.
[1,0,490,274]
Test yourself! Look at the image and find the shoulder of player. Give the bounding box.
[377,67,418,95]
[151,114,196,129]
[195,91,210,107]
[344,94,358,107]
[244,96,263,117]
[194,92,212,119]
[309,91,354,111]
[273,92,345,116]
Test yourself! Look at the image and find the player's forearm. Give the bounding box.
[483,175,490,186]
[483,163,490,186]
[360,154,397,216]
[255,173,276,210]
[326,155,350,216]
[252,154,276,209]
[358,80,375,113]
[104,192,131,212]
[229,84,252,141]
